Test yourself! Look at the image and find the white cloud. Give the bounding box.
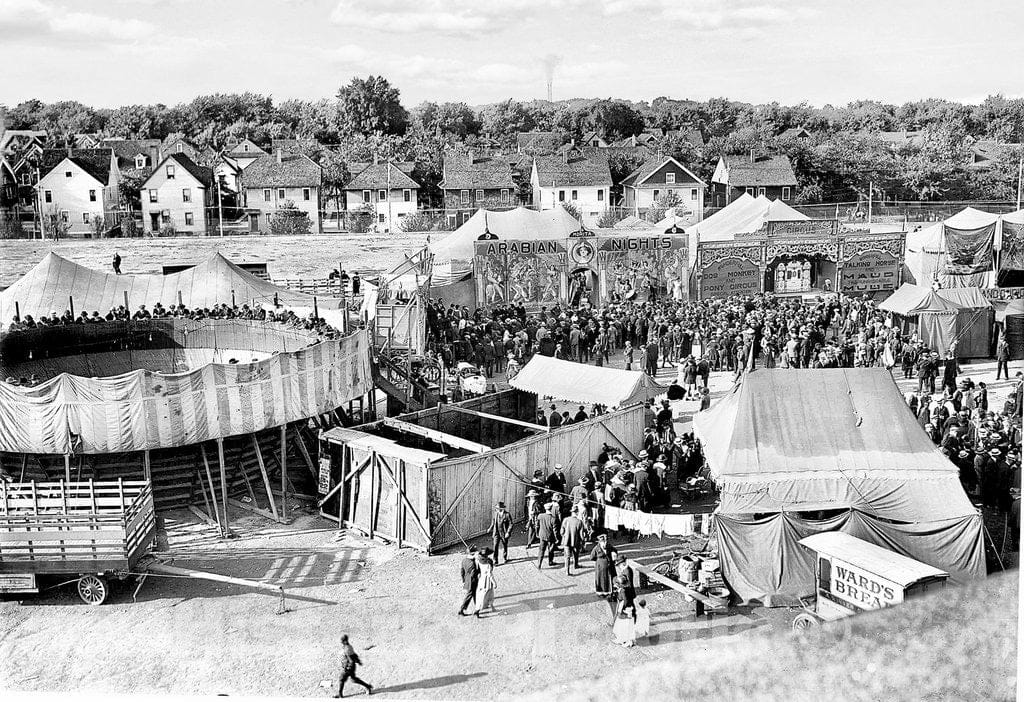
[601,0,800,32]
[0,0,155,42]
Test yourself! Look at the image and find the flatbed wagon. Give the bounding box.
[0,480,156,605]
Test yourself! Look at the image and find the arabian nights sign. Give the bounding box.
[839,250,899,293]
[700,257,761,299]
[474,240,565,256]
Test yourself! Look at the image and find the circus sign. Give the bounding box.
[840,250,899,293]
[700,257,761,299]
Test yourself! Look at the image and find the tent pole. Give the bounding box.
[280,424,288,521]
[251,434,281,521]
[217,437,229,537]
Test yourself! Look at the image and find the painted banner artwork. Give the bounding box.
[700,257,761,298]
[944,223,995,274]
[1000,221,1024,271]
[474,240,567,307]
[840,250,899,293]
[598,236,688,302]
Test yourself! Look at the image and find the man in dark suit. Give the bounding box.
[489,502,513,565]
[632,461,651,511]
[458,546,480,616]
[548,404,563,429]
[546,464,567,496]
[536,508,559,569]
[561,508,585,575]
[583,461,602,491]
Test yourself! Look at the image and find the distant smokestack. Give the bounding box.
[542,54,562,102]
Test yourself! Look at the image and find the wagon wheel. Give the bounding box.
[421,361,441,383]
[653,562,674,578]
[791,613,819,631]
[77,574,109,606]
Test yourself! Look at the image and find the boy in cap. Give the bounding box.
[336,634,372,697]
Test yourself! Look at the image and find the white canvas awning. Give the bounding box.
[509,355,665,407]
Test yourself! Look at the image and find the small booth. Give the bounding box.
[319,388,646,553]
[996,298,1024,360]
[792,532,949,629]
[878,284,993,358]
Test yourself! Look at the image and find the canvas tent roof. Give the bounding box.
[0,251,339,324]
[509,355,665,408]
[692,369,977,522]
[612,215,656,231]
[998,298,1024,321]
[877,283,990,315]
[687,194,809,244]
[429,207,582,267]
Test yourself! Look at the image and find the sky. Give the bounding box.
[1,0,1022,109]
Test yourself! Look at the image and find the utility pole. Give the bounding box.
[867,181,873,225]
[35,166,43,240]
[1017,155,1022,211]
[386,159,393,234]
[217,174,224,237]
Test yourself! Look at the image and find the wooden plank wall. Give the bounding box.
[426,403,645,552]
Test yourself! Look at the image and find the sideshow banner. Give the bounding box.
[840,250,900,293]
[474,240,566,307]
[598,236,687,301]
[700,257,761,299]
[1000,221,1024,271]
[944,223,995,274]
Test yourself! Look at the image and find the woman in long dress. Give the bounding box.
[474,549,497,617]
[590,534,617,596]
[611,575,636,647]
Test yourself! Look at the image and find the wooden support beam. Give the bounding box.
[199,444,222,531]
[292,429,318,479]
[380,417,490,454]
[195,470,214,518]
[64,453,71,482]
[237,460,259,505]
[376,456,433,545]
[251,434,280,521]
[369,454,376,540]
[142,450,152,482]
[216,437,229,537]
[189,504,218,527]
[280,425,288,521]
[229,497,282,522]
[445,405,548,432]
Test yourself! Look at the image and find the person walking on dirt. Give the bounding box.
[112,252,122,275]
[335,634,373,698]
[458,546,480,616]
[489,502,513,565]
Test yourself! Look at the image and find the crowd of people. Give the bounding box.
[423,291,981,382]
[4,301,346,387]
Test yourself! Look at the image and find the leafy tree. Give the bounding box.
[337,76,409,137]
[44,206,70,240]
[36,101,105,144]
[646,191,682,222]
[270,200,313,235]
[560,201,582,222]
[414,101,481,139]
[586,100,645,141]
[480,100,538,144]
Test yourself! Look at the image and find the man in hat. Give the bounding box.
[536,505,560,569]
[978,449,1001,509]
[548,404,563,429]
[335,634,373,698]
[570,477,589,504]
[561,507,585,575]
[656,400,674,441]
[632,458,651,512]
[525,490,543,549]
[458,546,480,616]
[583,461,602,491]
[489,501,513,565]
[546,463,567,496]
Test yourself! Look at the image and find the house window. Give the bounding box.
[782,186,791,200]
[378,189,387,201]
[83,213,90,224]
[166,165,175,179]
[597,189,604,202]
[691,189,698,200]
[303,188,311,201]
[182,188,191,203]
[176,144,183,153]
[475,189,484,201]
[65,171,72,178]
[745,187,754,196]
[571,190,578,200]
[263,189,271,202]
[148,189,158,203]
[665,172,676,184]
[378,213,385,223]
[460,189,470,204]
[500,189,509,203]
[60,210,69,223]
[243,144,249,152]
[135,155,146,169]
[758,187,766,196]
[403,189,411,202]
[162,210,170,223]
[278,188,285,200]
[653,189,660,200]
[362,190,371,203]
[266,213,272,224]
[89,189,96,202]
[558,190,565,202]
[44,190,52,203]
[185,212,194,226]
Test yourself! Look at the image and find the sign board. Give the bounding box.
[768,220,839,238]
[840,251,899,293]
[317,457,332,495]
[0,573,37,592]
[825,557,903,611]
[700,257,761,299]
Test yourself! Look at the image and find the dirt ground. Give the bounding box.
[1,359,1018,699]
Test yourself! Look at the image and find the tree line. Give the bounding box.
[4,77,1023,208]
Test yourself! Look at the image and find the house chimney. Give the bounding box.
[749,149,755,163]
[468,149,474,163]
[276,148,283,164]
[373,152,378,165]
[563,149,568,164]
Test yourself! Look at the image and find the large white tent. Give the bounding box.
[429,207,582,279]
[685,194,810,269]
[509,355,665,408]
